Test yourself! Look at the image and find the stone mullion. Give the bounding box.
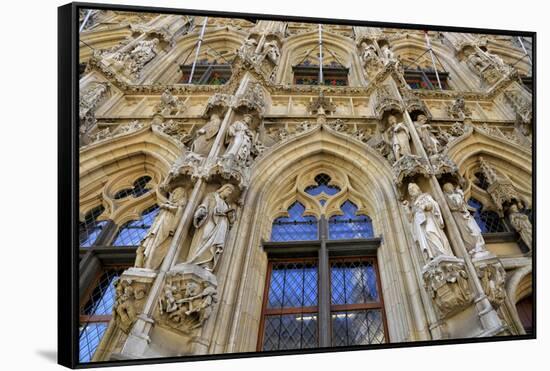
[391,78,506,335]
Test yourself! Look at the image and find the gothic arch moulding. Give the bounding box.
[206,127,434,355]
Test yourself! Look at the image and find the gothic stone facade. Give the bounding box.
[77,9,533,363]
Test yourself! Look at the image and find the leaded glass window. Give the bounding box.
[329,201,374,240]
[270,202,318,242]
[468,198,508,233]
[261,260,319,351]
[114,176,152,199]
[330,258,385,347]
[79,205,108,248]
[304,173,341,196]
[112,204,159,246]
[79,268,124,363]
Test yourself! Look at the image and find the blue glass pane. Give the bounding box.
[268,262,318,309]
[329,201,374,240]
[83,270,121,316]
[79,206,106,247]
[468,198,507,233]
[331,260,379,305]
[304,173,340,196]
[271,202,318,241]
[79,322,108,363]
[113,205,159,246]
[331,310,385,346]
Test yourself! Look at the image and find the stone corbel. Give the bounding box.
[422,255,473,318]
[472,256,507,311]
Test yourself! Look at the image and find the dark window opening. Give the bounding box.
[114,176,152,200]
[180,63,231,85]
[474,171,490,191]
[520,76,533,92]
[293,61,348,86]
[304,173,341,196]
[516,295,533,334]
[404,69,449,90]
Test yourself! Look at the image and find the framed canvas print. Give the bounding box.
[58,2,536,368]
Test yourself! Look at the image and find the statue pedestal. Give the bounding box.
[422,255,473,319]
[472,255,507,311]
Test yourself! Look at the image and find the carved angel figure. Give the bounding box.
[191,113,222,156]
[186,184,236,271]
[414,114,441,155]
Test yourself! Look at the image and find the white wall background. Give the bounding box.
[0,0,546,369]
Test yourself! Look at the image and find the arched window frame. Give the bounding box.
[112,204,160,247]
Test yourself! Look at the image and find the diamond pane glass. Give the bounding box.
[114,176,152,199]
[468,198,508,233]
[331,260,379,305]
[79,322,108,363]
[329,201,374,240]
[82,269,123,316]
[304,173,341,196]
[268,262,318,309]
[270,202,318,241]
[112,204,159,246]
[79,205,107,247]
[262,314,318,351]
[331,310,385,346]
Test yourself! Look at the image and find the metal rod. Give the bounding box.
[318,24,324,85]
[188,17,208,84]
[424,31,442,90]
[79,9,93,33]
[517,36,532,66]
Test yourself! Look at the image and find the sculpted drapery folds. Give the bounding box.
[135,187,188,270]
[388,115,411,161]
[443,183,487,257]
[405,183,454,262]
[191,113,222,156]
[508,204,533,251]
[187,184,236,271]
[414,114,441,155]
[223,114,254,165]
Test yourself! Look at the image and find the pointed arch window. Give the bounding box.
[270,202,319,242]
[468,198,508,233]
[329,201,374,240]
[79,205,108,248]
[112,204,160,246]
[293,60,349,86]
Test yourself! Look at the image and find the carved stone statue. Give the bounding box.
[238,37,258,61]
[414,114,440,155]
[388,115,411,161]
[223,114,254,165]
[263,40,280,65]
[508,204,532,250]
[135,187,187,270]
[190,113,222,156]
[360,42,378,62]
[405,183,454,261]
[443,183,488,257]
[381,44,397,64]
[187,184,236,271]
[120,38,159,78]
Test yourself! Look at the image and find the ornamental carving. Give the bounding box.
[79,82,110,139]
[478,157,522,212]
[447,96,471,120]
[474,260,506,310]
[152,118,193,147]
[373,85,402,118]
[83,120,145,148]
[392,155,432,186]
[308,91,336,115]
[504,90,532,124]
[430,153,459,178]
[359,41,384,79]
[422,256,472,318]
[155,89,186,115]
[114,278,147,333]
[508,204,532,251]
[157,263,218,333]
[112,38,159,80]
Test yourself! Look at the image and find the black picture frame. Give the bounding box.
[58,2,536,368]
